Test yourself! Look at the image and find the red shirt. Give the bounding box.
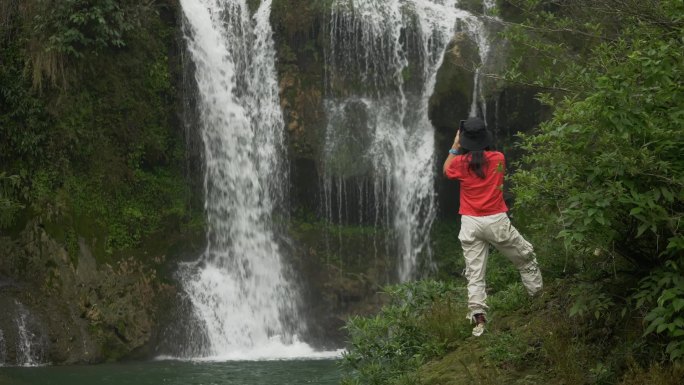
[445,151,508,216]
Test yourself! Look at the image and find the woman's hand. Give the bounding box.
[444,129,461,176]
[453,129,461,150]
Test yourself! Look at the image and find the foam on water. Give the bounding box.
[156,340,344,362]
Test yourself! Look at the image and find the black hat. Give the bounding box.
[460,117,492,151]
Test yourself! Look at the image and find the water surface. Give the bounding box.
[0,359,342,385]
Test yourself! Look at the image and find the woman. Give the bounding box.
[443,117,543,337]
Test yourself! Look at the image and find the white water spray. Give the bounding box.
[178,0,330,360]
[324,0,494,281]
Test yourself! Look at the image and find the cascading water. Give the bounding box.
[12,300,47,367]
[323,0,494,281]
[177,0,331,360]
[476,0,500,121]
[0,299,46,367]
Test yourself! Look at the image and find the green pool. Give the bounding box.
[0,359,342,385]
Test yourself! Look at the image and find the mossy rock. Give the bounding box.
[321,98,374,178]
[0,218,191,364]
[271,0,331,160]
[287,217,394,348]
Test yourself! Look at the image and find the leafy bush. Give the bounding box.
[18,0,159,88]
[30,0,149,58]
[568,282,616,321]
[341,280,468,385]
[634,258,684,361]
[506,0,683,363]
[512,30,683,267]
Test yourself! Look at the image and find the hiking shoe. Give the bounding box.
[472,313,486,337]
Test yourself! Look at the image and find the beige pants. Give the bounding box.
[459,213,543,320]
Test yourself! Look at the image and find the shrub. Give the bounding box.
[341,280,468,384]
[633,257,684,361]
[507,0,683,363]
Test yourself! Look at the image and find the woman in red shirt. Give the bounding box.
[443,117,543,337]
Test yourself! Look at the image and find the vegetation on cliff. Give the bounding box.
[0,0,202,362]
[1,0,200,253]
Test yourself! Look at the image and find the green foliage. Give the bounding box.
[430,219,464,280]
[485,251,523,293]
[0,0,198,260]
[618,361,684,385]
[487,281,529,313]
[568,282,616,321]
[512,30,683,265]
[634,258,684,361]
[504,0,683,366]
[31,0,143,58]
[341,280,468,385]
[0,173,24,228]
[483,331,530,368]
[0,34,53,163]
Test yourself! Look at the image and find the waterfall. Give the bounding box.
[0,300,46,367]
[470,67,481,117]
[15,302,44,366]
[178,0,331,360]
[475,0,499,120]
[323,0,493,281]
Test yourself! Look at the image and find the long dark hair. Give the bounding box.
[462,147,490,179]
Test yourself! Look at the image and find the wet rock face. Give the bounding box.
[0,221,176,364]
[429,31,481,135]
[271,0,329,161]
[286,220,393,349]
[322,99,375,179]
[0,224,94,364]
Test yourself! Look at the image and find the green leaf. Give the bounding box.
[673,299,684,312]
[630,207,643,215]
[656,323,669,334]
